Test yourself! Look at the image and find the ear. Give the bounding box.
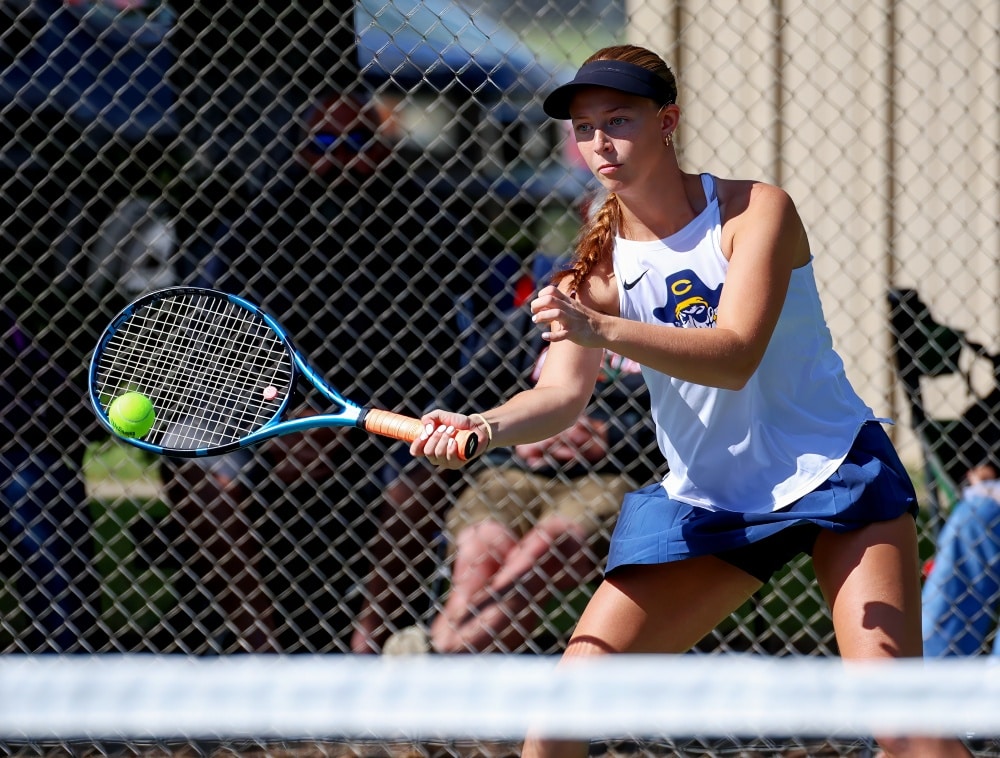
[659,102,681,142]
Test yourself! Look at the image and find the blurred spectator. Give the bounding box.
[352,255,660,654]
[0,311,101,653]
[1,3,187,646]
[0,121,111,652]
[159,89,493,653]
[85,196,180,296]
[157,454,278,653]
[922,462,1000,656]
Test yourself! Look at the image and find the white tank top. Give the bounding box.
[613,174,878,513]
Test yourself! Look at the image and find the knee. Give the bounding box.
[875,735,971,758]
[526,516,588,550]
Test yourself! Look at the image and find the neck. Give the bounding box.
[617,170,701,241]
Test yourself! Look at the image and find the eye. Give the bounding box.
[573,122,593,135]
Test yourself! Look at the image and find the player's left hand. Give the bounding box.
[530,285,604,346]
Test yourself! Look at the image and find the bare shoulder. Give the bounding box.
[716,179,807,264]
[716,178,798,223]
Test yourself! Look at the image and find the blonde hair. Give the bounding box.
[553,45,677,295]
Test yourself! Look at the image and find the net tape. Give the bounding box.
[2,654,998,741]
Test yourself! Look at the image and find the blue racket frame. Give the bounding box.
[90,288,377,457]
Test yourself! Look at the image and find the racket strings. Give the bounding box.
[94,293,293,450]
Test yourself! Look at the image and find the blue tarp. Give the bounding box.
[0,0,176,143]
[356,0,566,96]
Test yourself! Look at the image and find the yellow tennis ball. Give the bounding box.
[108,392,156,439]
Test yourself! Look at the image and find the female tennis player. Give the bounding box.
[412,45,972,758]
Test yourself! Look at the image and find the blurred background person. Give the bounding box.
[159,89,494,653]
[1,306,102,653]
[353,252,660,654]
[922,461,1000,657]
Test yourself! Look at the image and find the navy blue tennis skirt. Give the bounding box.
[605,422,918,583]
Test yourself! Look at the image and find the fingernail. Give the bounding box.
[425,423,435,434]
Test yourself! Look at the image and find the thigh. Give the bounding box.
[566,556,762,656]
[812,514,923,659]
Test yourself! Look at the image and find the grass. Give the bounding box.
[83,442,176,638]
[83,438,160,491]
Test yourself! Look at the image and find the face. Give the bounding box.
[297,96,392,179]
[569,87,674,193]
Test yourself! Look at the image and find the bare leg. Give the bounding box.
[431,519,518,651]
[813,516,972,758]
[522,556,762,758]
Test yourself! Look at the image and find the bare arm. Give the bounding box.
[410,339,604,468]
[411,183,806,465]
[533,183,809,391]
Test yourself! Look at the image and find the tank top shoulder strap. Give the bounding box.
[699,173,718,204]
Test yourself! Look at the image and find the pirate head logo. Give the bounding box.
[652,270,722,328]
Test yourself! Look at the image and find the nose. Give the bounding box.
[592,128,613,153]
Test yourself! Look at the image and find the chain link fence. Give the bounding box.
[1,0,997,686]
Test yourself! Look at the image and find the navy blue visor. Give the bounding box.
[543,60,675,120]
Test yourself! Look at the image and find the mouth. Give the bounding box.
[597,163,620,175]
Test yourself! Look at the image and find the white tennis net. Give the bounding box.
[2,653,999,753]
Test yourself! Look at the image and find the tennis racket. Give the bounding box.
[88,286,479,460]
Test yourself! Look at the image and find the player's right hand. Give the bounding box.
[411,410,479,469]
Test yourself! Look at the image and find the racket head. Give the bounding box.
[89,287,300,456]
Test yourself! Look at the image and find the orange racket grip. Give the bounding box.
[360,408,479,461]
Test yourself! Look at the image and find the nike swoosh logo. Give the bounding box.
[623,270,649,290]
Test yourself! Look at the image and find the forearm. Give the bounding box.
[415,341,602,467]
[473,384,589,450]
[593,314,761,391]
